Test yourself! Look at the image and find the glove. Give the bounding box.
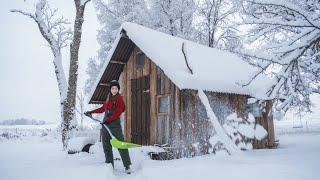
[100,110,112,124]
[84,111,92,117]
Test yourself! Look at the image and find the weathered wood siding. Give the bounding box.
[252,100,275,148]
[122,46,178,145]
[122,47,153,143]
[179,90,275,155]
[122,46,275,155]
[178,90,248,156]
[155,67,180,146]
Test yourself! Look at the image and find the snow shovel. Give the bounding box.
[85,114,142,149]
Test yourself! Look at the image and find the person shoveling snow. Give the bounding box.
[85,80,140,174]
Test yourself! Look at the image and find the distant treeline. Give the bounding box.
[0,118,47,125]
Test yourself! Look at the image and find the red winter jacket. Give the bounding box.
[89,94,125,124]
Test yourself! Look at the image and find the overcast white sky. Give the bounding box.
[0,0,100,123]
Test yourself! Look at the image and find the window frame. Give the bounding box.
[156,94,170,116]
[136,51,145,69]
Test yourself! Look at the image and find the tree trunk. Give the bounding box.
[62,1,87,149]
[11,0,90,150]
[52,53,68,145]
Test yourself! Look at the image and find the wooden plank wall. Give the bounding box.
[181,90,275,149]
[122,47,153,142]
[121,46,275,151]
[179,90,246,156]
[179,90,276,155]
[155,67,180,146]
[252,100,276,148]
[179,89,197,157]
[122,46,166,145]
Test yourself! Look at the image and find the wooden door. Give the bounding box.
[131,75,150,145]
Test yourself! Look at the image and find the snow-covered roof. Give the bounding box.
[89,22,275,103]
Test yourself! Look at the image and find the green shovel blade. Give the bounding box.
[110,138,142,149]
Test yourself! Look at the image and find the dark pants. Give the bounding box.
[101,119,131,168]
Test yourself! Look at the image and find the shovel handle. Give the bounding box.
[85,114,115,137]
[84,114,141,149]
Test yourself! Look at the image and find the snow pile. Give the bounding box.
[238,123,255,139]
[67,137,96,153]
[88,142,101,154]
[254,124,268,140]
[225,113,267,146]
[224,113,253,150]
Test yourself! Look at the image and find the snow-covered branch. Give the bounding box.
[11,0,72,55]
[11,0,69,102]
[239,0,320,114]
[10,9,36,20]
[246,0,320,30]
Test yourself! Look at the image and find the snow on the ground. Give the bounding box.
[274,94,320,137]
[0,124,60,142]
[275,119,320,136]
[0,124,58,130]
[0,123,100,142]
[0,121,319,180]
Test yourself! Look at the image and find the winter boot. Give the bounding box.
[125,166,132,174]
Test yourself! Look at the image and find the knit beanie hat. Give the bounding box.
[109,80,120,90]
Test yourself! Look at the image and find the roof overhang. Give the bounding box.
[88,31,136,104]
[88,22,277,104]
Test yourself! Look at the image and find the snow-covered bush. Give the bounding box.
[223,112,268,150]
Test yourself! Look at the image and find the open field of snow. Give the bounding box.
[0,123,100,142]
[0,120,319,180]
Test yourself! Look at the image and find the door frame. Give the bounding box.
[130,75,151,145]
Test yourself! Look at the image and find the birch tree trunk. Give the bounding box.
[62,0,91,149]
[11,0,91,150]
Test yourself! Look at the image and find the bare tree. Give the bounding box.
[239,0,320,117]
[11,1,70,115]
[149,0,196,38]
[12,0,91,149]
[195,0,242,51]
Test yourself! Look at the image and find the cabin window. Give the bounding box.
[136,52,145,69]
[157,95,170,115]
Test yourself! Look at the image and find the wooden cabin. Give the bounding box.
[88,22,277,158]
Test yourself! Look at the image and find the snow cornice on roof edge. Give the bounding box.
[88,22,276,104]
